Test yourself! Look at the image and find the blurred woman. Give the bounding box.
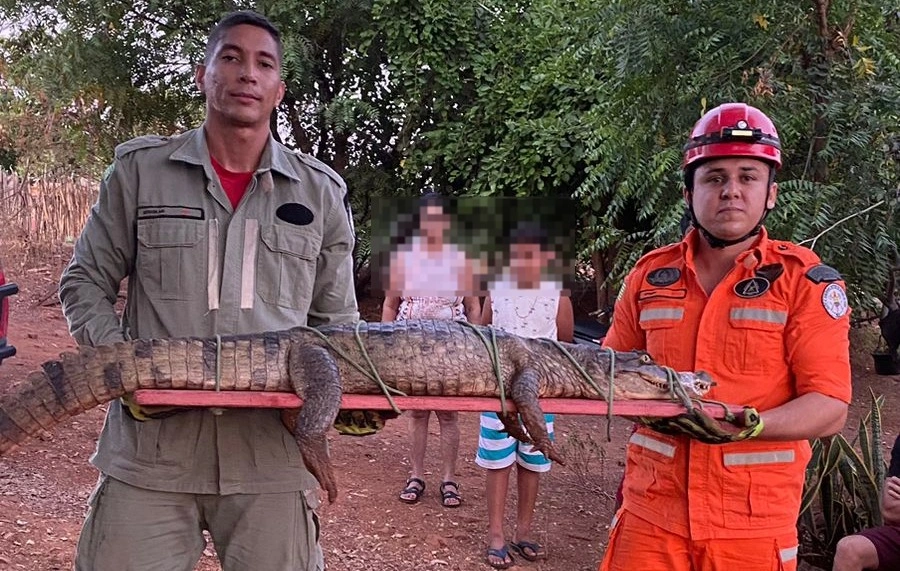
[383,193,481,508]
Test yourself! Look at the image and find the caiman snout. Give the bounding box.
[599,351,712,401]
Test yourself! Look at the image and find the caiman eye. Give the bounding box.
[639,354,652,364]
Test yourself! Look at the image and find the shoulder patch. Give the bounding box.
[806,264,843,284]
[755,263,784,283]
[294,151,346,189]
[646,267,681,287]
[822,283,849,319]
[114,135,171,159]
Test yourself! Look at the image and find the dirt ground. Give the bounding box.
[0,260,898,571]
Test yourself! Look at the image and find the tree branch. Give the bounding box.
[798,199,885,251]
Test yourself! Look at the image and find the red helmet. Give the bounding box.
[683,103,782,169]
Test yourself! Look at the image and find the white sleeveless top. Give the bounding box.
[490,277,560,339]
[392,237,469,321]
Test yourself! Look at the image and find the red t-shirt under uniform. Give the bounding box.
[211,155,253,209]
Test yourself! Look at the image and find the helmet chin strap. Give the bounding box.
[687,196,770,249]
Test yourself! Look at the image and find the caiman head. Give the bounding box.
[575,346,713,400]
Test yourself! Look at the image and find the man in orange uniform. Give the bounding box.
[600,103,852,571]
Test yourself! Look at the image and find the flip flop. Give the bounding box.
[440,480,463,508]
[509,540,546,561]
[486,545,514,569]
[398,477,425,504]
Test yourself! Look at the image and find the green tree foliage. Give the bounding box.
[1,0,898,308]
[576,0,900,309]
[372,0,601,198]
[0,0,206,173]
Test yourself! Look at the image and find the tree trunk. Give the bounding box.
[810,0,834,183]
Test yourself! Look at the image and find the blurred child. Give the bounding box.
[475,224,573,568]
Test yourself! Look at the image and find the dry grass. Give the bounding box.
[0,171,95,269]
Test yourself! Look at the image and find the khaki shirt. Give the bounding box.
[59,126,359,494]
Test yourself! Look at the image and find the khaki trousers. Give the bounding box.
[75,476,324,571]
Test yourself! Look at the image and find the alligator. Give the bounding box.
[0,320,711,501]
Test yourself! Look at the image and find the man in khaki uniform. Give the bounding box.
[59,11,357,571]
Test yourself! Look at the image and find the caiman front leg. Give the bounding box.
[287,342,343,503]
[509,367,565,465]
[496,411,532,444]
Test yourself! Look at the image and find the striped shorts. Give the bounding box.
[475,412,555,472]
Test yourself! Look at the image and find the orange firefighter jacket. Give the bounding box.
[604,228,851,540]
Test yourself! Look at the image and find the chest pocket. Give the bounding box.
[137,220,206,301]
[723,305,788,374]
[638,302,685,362]
[257,224,321,309]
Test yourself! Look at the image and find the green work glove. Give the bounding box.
[640,406,763,444]
[332,409,400,436]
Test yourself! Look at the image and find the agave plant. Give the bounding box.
[798,390,885,568]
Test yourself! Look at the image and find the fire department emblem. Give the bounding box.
[822,283,848,319]
[734,277,770,299]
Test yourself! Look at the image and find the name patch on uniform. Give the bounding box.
[276,203,315,226]
[822,283,849,319]
[637,288,687,301]
[646,268,681,287]
[806,264,842,284]
[137,206,204,220]
[734,277,770,299]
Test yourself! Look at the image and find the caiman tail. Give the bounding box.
[0,343,137,455]
[0,332,298,456]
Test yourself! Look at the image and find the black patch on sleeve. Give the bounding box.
[646,268,681,287]
[276,203,315,226]
[755,263,784,283]
[805,264,842,284]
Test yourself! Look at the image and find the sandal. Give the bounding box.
[509,540,546,562]
[440,480,463,508]
[399,477,425,504]
[485,545,514,569]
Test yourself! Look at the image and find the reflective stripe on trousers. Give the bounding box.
[723,450,795,466]
[780,545,798,563]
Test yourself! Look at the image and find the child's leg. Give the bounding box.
[510,414,553,560]
[514,464,541,543]
[486,466,513,550]
[476,412,518,565]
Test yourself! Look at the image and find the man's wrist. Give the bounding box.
[739,410,764,440]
